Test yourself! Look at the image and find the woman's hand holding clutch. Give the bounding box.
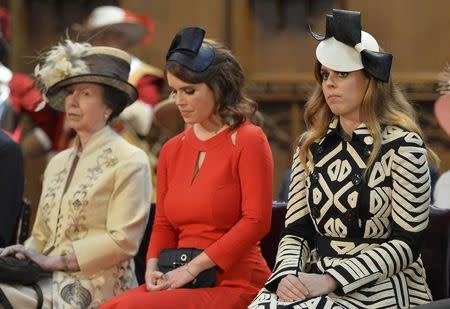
[0,244,61,271]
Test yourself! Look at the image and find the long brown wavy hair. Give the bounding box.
[165,39,256,129]
[299,61,439,174]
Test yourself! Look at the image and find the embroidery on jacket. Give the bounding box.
[60,279,93,308]
[65,148,118,241]
[55,272,105,309]
[113,260,134,295]
[41,168,68,227]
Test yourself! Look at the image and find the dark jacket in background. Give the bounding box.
[0,129,24,247]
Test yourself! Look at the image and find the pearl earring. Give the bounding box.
[104,113,109,119]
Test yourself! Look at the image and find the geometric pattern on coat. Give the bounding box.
[249,118,433,308]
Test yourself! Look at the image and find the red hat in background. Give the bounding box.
[0,6,10,63]
[73,5,155,47]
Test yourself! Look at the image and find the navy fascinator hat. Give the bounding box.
[166,27,215,72]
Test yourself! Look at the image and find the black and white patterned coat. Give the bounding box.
[250,118,432,308]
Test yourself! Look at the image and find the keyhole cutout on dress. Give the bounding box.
[191,151,206,184]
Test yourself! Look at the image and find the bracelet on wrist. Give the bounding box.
[184,263,196,279]
[61,252,70,271]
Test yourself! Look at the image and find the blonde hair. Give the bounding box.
[299,61,439,174]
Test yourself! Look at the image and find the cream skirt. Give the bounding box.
[0,276,52,309]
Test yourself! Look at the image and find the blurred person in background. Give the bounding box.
[433,67,450,209]
[0,129,24,248]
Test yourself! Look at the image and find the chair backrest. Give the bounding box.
[12,198,31,245]
[260,201,287,270]
[421,206,450,300]
[134,203,156,285]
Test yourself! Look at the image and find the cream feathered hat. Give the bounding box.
[34,40,138,112]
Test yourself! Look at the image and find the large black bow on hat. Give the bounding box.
[310,9,393,82]
[166,27,215,72]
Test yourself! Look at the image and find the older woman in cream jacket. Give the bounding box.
[0,41,150,308]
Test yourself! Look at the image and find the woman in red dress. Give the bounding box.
[101,27,274,309]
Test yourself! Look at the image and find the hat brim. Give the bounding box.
[153,97,185,137]
[72,22,148,47]
[316,31,379,72]
[435,94,450,136]
[46,74,138,112]
[316,37,363,72]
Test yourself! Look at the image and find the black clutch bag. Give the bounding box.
[0,256,48,309]
[0,256,46,285]
[158,248,216,288]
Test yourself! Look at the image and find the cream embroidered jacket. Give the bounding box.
[25,126,151,308]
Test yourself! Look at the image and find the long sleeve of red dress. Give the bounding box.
[204,125,273,270]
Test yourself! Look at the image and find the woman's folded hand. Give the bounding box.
[146,270,171,291]
[297,272,337,298]
[276,274,310,302]
[162,264,198,290]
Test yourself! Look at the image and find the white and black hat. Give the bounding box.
[310,9,393,82]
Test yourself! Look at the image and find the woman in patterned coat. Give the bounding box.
[0,41,150,308]
[250,9,438,309]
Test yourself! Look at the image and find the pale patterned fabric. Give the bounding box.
[250,118,432,309]
[0,277,52,309]
[3,126,150,309]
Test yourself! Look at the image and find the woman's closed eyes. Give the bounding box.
[170,87,196,98]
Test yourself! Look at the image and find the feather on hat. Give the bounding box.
[34,40,137,112]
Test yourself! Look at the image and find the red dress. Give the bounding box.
[101,122,273,308]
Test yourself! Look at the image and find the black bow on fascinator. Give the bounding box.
[166,27,215,72]
[310,9,393,82]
